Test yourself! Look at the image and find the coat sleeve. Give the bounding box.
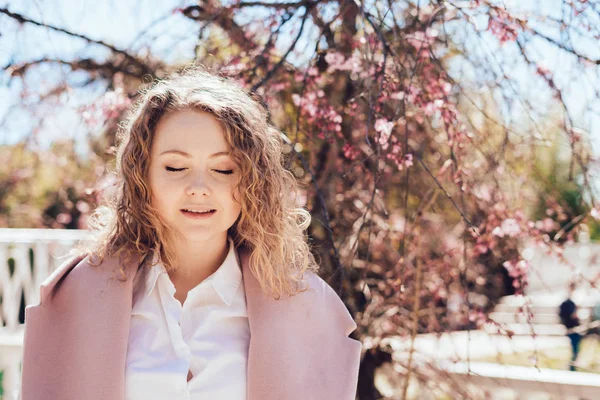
[20,254,86,399]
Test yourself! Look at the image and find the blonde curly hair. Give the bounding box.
[85,66,318,299]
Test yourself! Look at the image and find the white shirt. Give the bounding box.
[125,238,250,400]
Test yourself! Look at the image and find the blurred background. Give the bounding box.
[2,0,600,399]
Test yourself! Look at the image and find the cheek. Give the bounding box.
[149,193,165,217]
[149,181,174,214]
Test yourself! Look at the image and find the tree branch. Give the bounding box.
[251,10,309,91]
[0,7,156,76]
[530,27,600,65]
[181,3,258,51]
[229,0,326,9]
[4,57,148,79]
[417,155,478,232]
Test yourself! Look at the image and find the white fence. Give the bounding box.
[0,229,90,400]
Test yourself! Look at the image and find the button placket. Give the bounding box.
[159,272,193,397]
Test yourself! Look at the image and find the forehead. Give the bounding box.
[152,109,230,153]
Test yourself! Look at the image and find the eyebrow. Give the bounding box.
[159,150,231,158]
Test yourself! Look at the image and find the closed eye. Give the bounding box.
[166,166,186,172]
[166,167,233,175]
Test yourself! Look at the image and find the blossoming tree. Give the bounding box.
[2,0,600,397]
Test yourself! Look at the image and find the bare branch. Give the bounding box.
[229,0,324,9]
[0,7,156,76]
[181,3,259,51]
[307,5,337,49]
[4,57,150,80]
[529,27,600,65]
[417,155,478,232]
[251,10,309,91]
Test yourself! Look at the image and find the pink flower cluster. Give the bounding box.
[405,28,438,59]
[324,52,362,74]
[385,147,413,171]
[534,218,558,233]
[502,259,529,291]
[487,8,521,45]
[375,118,394,148]
[343,143,361,160]
[80,88,131,128]
[403,64,456,132]
[473,203,529,256]
[292,91,343,141]
[492,218,521,238]
[371,114,414,170]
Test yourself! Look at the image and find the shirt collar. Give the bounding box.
[145,237,242,306]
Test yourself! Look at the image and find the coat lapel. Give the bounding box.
[239,250,362,400]
[21,249,361,400]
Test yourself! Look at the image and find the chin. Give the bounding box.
[182,228,227,242]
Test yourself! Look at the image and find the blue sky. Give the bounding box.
[1,0,599,170]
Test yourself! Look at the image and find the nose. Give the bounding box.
[185,171,212,197]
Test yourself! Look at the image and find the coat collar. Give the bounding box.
[21,247,361,400]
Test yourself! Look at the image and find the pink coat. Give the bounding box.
[20,248,362,400]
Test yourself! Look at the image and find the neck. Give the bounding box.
[166,233,230,300]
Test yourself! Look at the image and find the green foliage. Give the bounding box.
[1,141,101,228]
[528,125,595,242]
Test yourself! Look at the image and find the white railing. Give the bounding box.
[442,361,600,399]
[0,229,91,400]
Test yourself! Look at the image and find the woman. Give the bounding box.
[20,67,361,400]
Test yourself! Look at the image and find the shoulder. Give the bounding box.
[35,253,85,306]
[283,271,358,336]
[36,252,136,307]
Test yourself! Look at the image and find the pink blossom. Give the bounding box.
[56,213,72,225]
[503,260,529,276]
[501,218,521,237]
[375,118,395,148]
[536,64,551,78]
[492,226,504,237]
[269,82,289,91]
[474,185,492,202]
[80,88,131,128]
[343,143,360,160]
[375,118,394,135]
[515,260,529,273]
[438,159,454,176]
[487,9,521,45]
[406,31,435,52]
[492,218,521,238]
[325,52,362,73]
[292,89,343,140]
[535,218,557,232]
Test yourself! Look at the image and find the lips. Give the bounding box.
[181,208,216,214]
[180,208,217,219]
